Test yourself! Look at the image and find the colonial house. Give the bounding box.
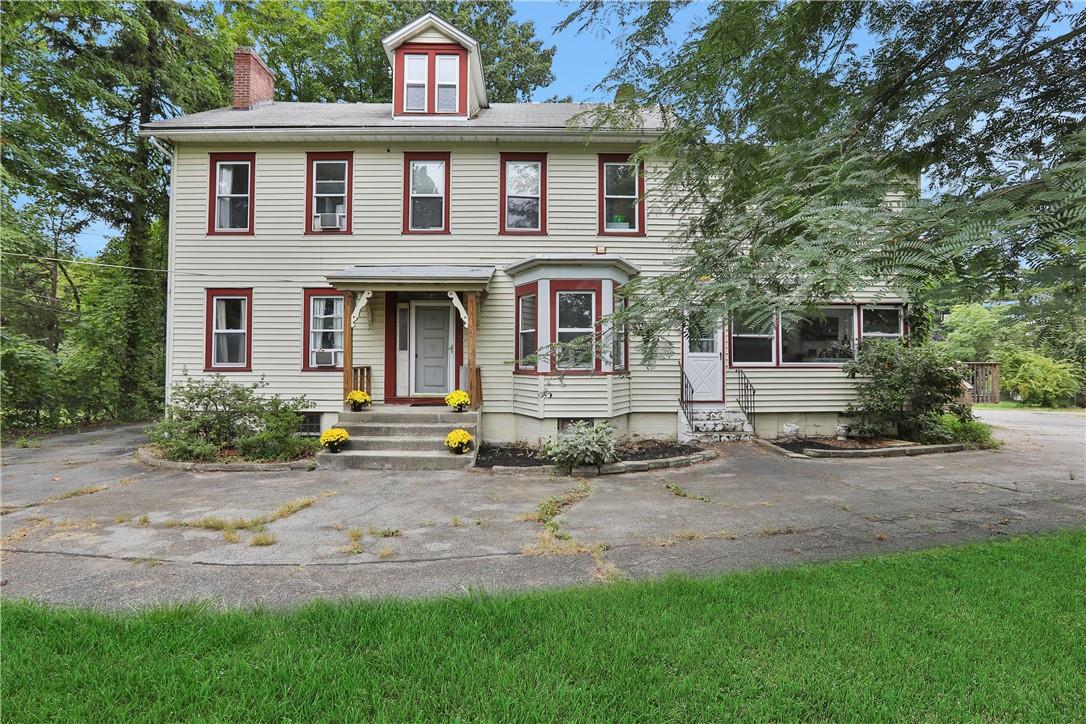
[141,13,907,468]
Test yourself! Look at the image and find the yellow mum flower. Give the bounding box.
[345,390,372,405]
[445,389,471,408]
[320,428,350,448]
[444,428,474,450]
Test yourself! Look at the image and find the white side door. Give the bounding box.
[684,322,723,401]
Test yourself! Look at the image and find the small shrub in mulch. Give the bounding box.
[475,439,704,468]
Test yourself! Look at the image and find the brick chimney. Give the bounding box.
[232,47,275,110]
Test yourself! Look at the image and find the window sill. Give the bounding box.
[500,229,548,236]
[303,229,351,236]
[205,365,252,372]
[402,229,450,235]
[599,229,646,238]
[301,367,344,373]
[207,229,254,237]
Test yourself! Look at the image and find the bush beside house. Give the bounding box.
[149,375,317,462]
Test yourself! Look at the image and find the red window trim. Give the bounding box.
[402,151,451,234]
[301,288,350,372]
[727,304,906,369]
[204,288,253,372]
[514,282,539,371]
[550,280,604,374]
[499,153,548,236]
[207,153,256,236]
[304,152,353,235]
[598,153,646,237]
[392,43,469,117]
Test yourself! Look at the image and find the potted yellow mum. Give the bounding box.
[445,389,471,412]
[345,389,372,412]
[320,428,350,453]
[445,428,474,454]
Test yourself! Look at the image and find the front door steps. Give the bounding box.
[316,405,478,470]
[678,406,753,443]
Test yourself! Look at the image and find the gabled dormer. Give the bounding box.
[382,13,488,119]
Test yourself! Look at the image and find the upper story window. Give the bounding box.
[208,153,255,235]
[861,306,904,339]
[205,288,252,371]
[394,45,467,116]
[305,152,352,234]
[435,55,459,112]
[556,290,595,370]
[501,153,547,234]
[404,152,450,233]
[598,154,645,236]
[403,54,427,112]
[303,289,346,370]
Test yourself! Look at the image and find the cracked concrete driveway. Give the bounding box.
[1,409,1083,609]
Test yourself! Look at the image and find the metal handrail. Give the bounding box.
[679,368,695,428]
[734,369,756,435]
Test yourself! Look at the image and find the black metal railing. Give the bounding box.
[734,369,756,434]
[680,368,695,428]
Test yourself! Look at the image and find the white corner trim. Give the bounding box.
[447,291,469,327]
[352,290,373,326]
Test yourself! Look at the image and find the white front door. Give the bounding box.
[684,322,723,401]
[410,302,454,396]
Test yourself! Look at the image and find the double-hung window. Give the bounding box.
[599,154,644,235]
[403,54,427,112]
[209,153,255,234]
[730,319,776,365]
[435,55,459,112]
[206,289,251,370]
[405,153,449,232]
[861,306,904,339]
[781,307,857,364]
[304,292,344,369]
[556,291,595,370]
[518,293,537,368]
[501,154,546,234]
[306,152,352,233]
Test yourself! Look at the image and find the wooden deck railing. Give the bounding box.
[352,365,372,396]
[965,362,1000,404]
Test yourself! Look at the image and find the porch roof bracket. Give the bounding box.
[447,291,469,328]
[351,290,373,326]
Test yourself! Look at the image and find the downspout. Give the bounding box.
[148,135,178,407]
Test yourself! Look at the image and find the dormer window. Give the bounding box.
[436,55,459,112]
[404,54,427,112]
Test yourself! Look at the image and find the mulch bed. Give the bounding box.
[474,440,704,468]
[772,438,905,454]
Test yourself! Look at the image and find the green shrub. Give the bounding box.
[1002,352,1078,407]
[916,412,996,447]
[544,421,619,470]
[844,339,967,439]
[149,375,314,462]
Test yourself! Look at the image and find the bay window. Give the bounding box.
[403,54,427,112]
[303,290,345,370]
[501,153,546,234]
[861,306,904,339]
[730,319,775,365]
[205,288,252,371]
[556,290,595,370]
[598,154,645,235]
[780,307,857,364]
[208,153,255,234]
[404,153,450,233]
[435,55,459,112]
[517,292,537,368]
[305,152,352,233]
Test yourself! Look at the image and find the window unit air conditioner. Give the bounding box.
[318,212,342,230]
[314,350,337,367]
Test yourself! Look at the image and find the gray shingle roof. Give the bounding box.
[142,102,662,135]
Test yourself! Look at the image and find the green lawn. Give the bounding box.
[3,533,1085,721]
[974,401,1085,413]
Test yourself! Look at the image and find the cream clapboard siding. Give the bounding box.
[168,142,683,418]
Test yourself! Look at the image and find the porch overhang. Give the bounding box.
[326,264,496,293]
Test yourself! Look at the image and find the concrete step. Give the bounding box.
[344,435,448,452]
[335,422,477,437]
[338,409,478,424]
[317,448,475,470]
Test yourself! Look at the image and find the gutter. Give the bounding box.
[137,126,662,142]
